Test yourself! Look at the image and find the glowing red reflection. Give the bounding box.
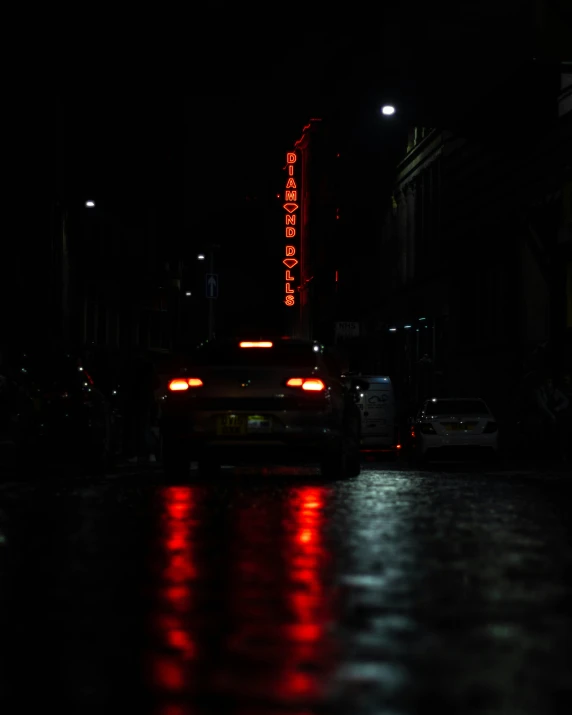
[277,486,335,701]
[298,528,312,543]
[148,486,200,696]
[212,486,335,705]
[152,655,185,692]
[155,704,196,715]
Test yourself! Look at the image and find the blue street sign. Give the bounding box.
[206,273,218,299]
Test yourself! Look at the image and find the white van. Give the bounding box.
[351,375,398,451]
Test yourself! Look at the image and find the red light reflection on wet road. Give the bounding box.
[147,483,336,711]
[214,485,336,705]
[279,487,334,700]
[148,486,200,697]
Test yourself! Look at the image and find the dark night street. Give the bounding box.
[2,5,570,714]
[1,453,571,715]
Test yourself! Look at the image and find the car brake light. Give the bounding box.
[168,378,203,391]
[168,379,189,391]
[302,379,325,391]
[239,341,273,348]
[286,378,326,391]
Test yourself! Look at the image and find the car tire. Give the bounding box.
[320,442,347,479]
[388,448,400,462]
[346,411,361,477]
[346,446,361,477]
[416,452,430,468]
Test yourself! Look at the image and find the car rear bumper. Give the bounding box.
[161,409,342,451]
[419,432,499,456]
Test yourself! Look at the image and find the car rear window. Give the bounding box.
[187,343,319,368]
[428,399,490,415]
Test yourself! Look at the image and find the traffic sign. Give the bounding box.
[206,273,218,299]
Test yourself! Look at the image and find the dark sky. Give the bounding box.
[61,5,545,216]
[50,3,556,327]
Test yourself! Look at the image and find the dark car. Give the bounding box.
[160,337,362,478]
[8,351,114,467]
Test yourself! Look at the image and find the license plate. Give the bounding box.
[216,414,246,436]
[216,415,272,436]
[446,423,473,431]
[247,415,272,433]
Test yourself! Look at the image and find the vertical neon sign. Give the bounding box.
[283,151,299,306]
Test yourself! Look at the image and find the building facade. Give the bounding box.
[281,118,341,341]
[282,117,381,351]
[376,60,572,420]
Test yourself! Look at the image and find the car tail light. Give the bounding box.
[239,341,273,348]
[483,421,498,433]
[168,378,203,392]
[286,377,326,391]
[302,379,326,391]
[420,423,436,434]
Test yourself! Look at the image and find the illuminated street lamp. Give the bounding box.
[381,105,396,116]
[85,200,95,207]
[197,253,205,260]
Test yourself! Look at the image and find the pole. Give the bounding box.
[415,327,420,405]
[61,208,70,349]
[208,246,215,340]
[432,317,437,395]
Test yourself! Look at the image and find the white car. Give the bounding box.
[411,397,499,461]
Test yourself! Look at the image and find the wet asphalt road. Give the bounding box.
[0,455,571,715]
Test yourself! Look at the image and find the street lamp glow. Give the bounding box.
[85,200,95,207]
[381,105,395,116]
[197,253,205,260]
[185,291,192,296]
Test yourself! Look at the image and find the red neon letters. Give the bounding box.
[283,152,299,306]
